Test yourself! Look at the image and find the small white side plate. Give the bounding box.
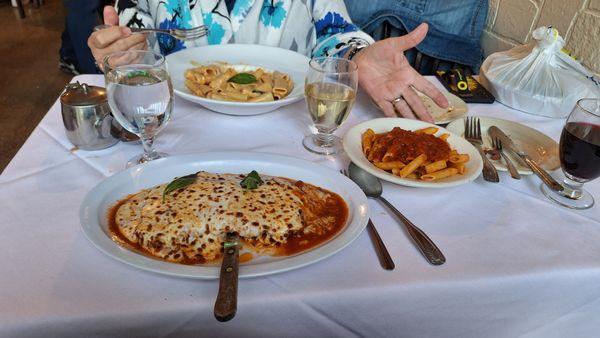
[446,117,560,175]
[343,118,483,188]
[79,152,369,279]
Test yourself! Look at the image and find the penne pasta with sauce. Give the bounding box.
[360,126,470,181]
[449,162,466,174]
[374,161,405,171]
[421,168,459,181]
[424,160,447,174]
[398,154,427,178]
[449,153,470,163]
[361,128,375,155]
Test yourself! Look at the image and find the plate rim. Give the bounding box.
[342,118,484,188]
[79,152,369,279]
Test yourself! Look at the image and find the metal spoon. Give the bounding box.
[348,163,446,265]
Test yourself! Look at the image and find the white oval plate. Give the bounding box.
[446,116,560,175]
[343,118,483,188]
[166,44,309,115]
[79,152,369,279]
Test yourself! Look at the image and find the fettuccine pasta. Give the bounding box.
[184,63,293,102]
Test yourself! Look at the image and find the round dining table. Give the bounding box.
[1,74,599,338]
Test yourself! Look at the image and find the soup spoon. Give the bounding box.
[348,163,446,265]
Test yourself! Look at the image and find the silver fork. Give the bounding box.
[491,137,521,180]
[464,117,500,182]
[340,169,395,270]
[94,24,209,41]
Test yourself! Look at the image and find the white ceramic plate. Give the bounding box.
[445,117,560,175]
[79,152,369,279]
[343,118,483,188]
[166,44,309,115]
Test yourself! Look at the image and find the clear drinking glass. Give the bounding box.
[541,98,600,209]
[104,50,173,167]
[303,57,358,155]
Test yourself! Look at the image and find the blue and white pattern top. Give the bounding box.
[116,0,374,57]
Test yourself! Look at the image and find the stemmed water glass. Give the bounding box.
[104,50,173,167]
[541,98,600,209]
[303,57,358,155]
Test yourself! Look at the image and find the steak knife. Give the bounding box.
[488,126,563,192]
[214,232,240,322]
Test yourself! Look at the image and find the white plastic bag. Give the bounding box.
[479,26,600,118]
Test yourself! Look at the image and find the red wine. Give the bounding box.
[560,122,600,180]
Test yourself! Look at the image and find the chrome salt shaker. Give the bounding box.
[60,81,118,150]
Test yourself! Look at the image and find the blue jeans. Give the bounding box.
[345,0,488,70]
[60,0,102,74]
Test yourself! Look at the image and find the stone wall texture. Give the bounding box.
[482,0,600,73]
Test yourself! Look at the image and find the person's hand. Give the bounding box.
[354,23,448,122]
[87,6,147,71]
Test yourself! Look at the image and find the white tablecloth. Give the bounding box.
[1,75,600,338]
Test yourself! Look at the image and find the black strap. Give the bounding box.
[225,0,236,13]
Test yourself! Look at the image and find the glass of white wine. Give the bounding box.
[303,57,358,155]
[104,50,173,168]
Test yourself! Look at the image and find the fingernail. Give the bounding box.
[122,27,131,35]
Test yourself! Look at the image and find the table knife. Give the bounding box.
[488,126,563,192]
[214,232,240,322]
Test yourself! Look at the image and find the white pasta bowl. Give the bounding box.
[166,44,309,115]
[343,118,483,188]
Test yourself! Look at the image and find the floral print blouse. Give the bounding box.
[116,0,373,57]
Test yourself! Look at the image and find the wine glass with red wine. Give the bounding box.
[542,98,600,209]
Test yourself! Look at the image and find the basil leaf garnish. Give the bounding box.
[240,170,263,189]
[228,73,257,84]
[162,173,197,201]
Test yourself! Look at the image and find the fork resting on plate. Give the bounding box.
[491,137,521,179]
[464,117,499,183]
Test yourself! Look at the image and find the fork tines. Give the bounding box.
[464,116,482,141]
[183,30,209,40]
[464,117,473,139]
[174,26,209,40]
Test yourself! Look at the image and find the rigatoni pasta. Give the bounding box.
[184,63,293,102]
[361,126,470,181]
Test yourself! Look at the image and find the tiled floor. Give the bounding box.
[0,0,72,173]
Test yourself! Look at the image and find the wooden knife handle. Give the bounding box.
[214,234,239,322]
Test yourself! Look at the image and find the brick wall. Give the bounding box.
[482,0,600,73]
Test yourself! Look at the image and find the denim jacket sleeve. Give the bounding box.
[344,0,488,68]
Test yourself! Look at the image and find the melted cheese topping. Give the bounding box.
[112,172,346,263]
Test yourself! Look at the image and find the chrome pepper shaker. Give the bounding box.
[60,81,118,150]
